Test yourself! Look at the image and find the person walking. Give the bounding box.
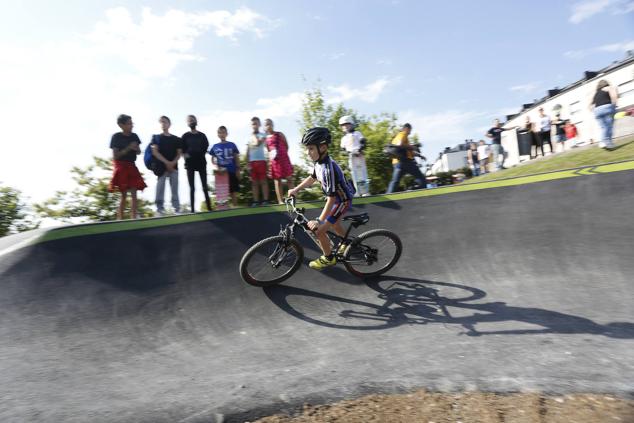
[151,116,182,215]
[590,79,618,149]
[485,119,514,170]
[182,115,211,213]
[386,123,426,193]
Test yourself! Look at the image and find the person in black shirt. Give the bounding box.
[182,115,211,213]
[552,113,567,152]
[485,119,516,171]
[108,114,147,220]
[151,116,183,215]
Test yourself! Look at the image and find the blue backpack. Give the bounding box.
[143,135,161,170]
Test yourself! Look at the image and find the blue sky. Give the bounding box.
[0,0,633,206]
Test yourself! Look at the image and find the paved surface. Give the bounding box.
[1,171,633,422]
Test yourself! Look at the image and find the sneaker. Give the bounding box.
[335,243,348,256]
[250,202,259,207]
[309,255,337,270]
[260,201,270,206]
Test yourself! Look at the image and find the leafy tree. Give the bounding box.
[35,157,154,222]
[0,185,40,237]
[299,88,405,194]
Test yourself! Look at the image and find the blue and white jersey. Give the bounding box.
[209,141,240,173]
[311,155,353,202]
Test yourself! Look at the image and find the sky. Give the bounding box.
[0,0,633,208]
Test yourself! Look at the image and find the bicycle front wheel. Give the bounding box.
[344,229,402,278]
[239,236,304,287]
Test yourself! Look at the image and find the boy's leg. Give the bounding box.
[155,174,166,213]
[386,163,403,194]
[187,169,196,213]
[169,171,180,212]
[260,179,269,202]
[199,170,212,211]
[118,191,127,220]
[130,190,138,219]
[250,165,260,204]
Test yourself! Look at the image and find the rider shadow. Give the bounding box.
[263,275,634,338]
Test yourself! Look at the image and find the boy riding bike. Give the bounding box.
[288,127,354,270]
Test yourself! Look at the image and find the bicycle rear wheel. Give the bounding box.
[239,236,304,287]
[343,229,402,278]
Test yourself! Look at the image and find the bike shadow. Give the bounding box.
[263,275,634,338]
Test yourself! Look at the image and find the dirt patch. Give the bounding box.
[251,390,634,423]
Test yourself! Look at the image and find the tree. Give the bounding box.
[0,185,40,237]
[299,88,403,194]
[35,157,154,223]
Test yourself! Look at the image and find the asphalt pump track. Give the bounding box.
[1,170,633,422]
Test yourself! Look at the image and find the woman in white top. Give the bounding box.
[477,140,489,174]
[339,115,369,196]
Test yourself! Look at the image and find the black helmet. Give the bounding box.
[301,127,331,146]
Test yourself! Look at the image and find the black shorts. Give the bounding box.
[229,172,240,193]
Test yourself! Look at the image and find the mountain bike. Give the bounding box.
[239,196,402,287]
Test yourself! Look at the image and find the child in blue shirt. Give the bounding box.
[209,126,241,207]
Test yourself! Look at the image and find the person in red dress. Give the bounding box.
[264,118,295,204]
[109,114,147,220]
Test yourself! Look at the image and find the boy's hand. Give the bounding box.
[307,219,320,231]
[287,187,299,197]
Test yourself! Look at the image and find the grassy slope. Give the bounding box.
[463,136,634,184]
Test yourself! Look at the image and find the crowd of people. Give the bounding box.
[108,112,429,220]
[464,79,620,176]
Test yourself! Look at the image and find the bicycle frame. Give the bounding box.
[281,197,360,262]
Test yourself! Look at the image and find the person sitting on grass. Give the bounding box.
[288,127,354,271]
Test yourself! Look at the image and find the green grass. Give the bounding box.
[463,136,634,184]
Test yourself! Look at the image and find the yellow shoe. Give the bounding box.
[336,243,348,256]
[309,255,337,270]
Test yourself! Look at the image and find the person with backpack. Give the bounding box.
[386,123,426,194]
[590,79,618,149]
[182,115,211,213]
[339,115,370,197]
[109,114,147,220]
[151,116,182,215]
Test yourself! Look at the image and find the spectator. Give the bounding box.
[386,123,426,193]
[108,114,147,220]
[518,116,538,159]
[209,126,241,207]
[467,142,480,176]
[477,140,490,174]
[182,115,211,213]
[537,108,554,155]
[590,79,618,149]
[552,113,567,152]
[264,119,295,204]
[564,120,579,148]
[339,115,369,196]
[246,117,270,206]
[485,119,514,170]
[151,116,182,215]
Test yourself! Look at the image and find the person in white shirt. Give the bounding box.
[339,115,369,196]
[477,140,490,174]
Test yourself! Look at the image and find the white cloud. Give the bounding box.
[377,58,393,66]
[326,52,346,61]
[87,6,277,78]
[565,39,634,58]
[509,82,540,93]
[0,6,276,206]
[327,78,393,104]
[569,0,634,22]
[570,0,613,23]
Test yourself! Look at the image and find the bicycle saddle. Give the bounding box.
[343,213,370,225]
